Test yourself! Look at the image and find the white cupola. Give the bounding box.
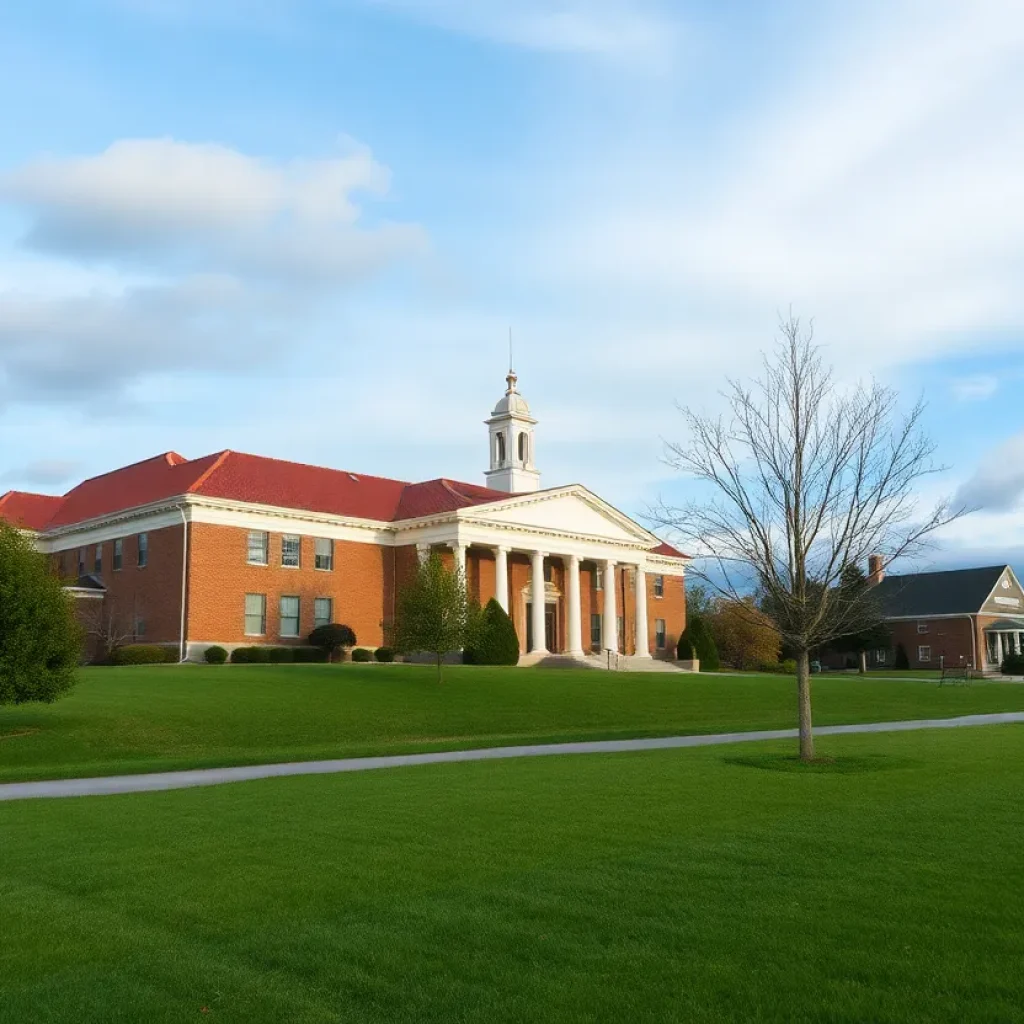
[485,367,540,493]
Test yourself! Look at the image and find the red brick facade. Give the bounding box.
[48,523,686,659]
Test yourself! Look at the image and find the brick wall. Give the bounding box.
[52,524,185,646]
[186,524,391,648]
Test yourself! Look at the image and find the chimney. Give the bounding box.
[868,554,885,586]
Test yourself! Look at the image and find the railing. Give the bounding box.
[605,648,624,671]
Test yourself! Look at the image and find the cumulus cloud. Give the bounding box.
[0,138,426,283]
[0,138,427,408]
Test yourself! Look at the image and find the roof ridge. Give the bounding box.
[224,449,412,488]
[187,450,233,493]
[68,451,189,489]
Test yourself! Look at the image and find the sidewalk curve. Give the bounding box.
[2,712,1022,802]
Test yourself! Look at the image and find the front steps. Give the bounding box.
[517,652,695,672]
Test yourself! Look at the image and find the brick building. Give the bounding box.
[0,371,688,662]
[864,559,1024,672]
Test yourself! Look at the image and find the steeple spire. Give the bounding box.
[484,350,540,494]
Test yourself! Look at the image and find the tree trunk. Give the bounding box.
[797,649,815,761]
[859,650,867,675]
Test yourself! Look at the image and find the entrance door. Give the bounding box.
[526,603,558,652]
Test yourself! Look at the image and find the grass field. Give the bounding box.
[2,725,1022,1022]
[2,664,1024,783]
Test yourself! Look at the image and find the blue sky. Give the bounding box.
[0,0,1022,571]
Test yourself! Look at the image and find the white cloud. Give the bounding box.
[369,0,679,63]
[953,432,1024,513]
[951,374,999,402]
[0,138,426,284]
[539,0,1024,374]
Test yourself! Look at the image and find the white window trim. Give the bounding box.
[917,622,929,634]
[918,645,932,663]
[314,597,333,629]
[247,530,270,566]
[281,534,301,569]
[244,594,267,637]
[314,538,334,572]
[279,595,301,639]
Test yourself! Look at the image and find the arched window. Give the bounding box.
[495,433,506,465]
[518,432,528,464]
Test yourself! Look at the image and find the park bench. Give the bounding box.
[939,666,972,687]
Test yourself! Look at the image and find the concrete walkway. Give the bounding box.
[2,712,1022,803]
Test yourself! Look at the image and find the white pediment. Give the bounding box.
[466,489,653,545]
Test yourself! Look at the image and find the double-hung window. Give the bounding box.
[244,594,267,636]
[917,622,929,634]
[653,575,664,598]
[590,613,602,649]
[248,531,269,565]
[314,538,334,571]
[875,649,887,665]
[137,532,148,568]
[113,539,123,571]
[282,534,301,568]
[314,597,333,629]
[918,645,932,663]
[134,617,146,640]
[77,549,85,576]
[655,619,667,650]
[94,544,103,574]
[280,595,300,638]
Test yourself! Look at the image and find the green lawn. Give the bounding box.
[2,725,1022,1022]
[2,664,1024,783]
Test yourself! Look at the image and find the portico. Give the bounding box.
[401,485,688,661]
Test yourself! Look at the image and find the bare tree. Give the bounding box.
[82,600,134,661]
[653,315,968,761]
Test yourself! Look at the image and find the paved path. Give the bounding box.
[2,712,1022,803]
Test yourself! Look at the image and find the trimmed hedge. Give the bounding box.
[351,647,373,663]
[110,645,176,666]
[463,598,519,666]
[269,647,295,664]
[374,647,395,663]
[1001,652,1024,675]
[293,646,326,664]
[230,646,270,664]
[204,646,228,665]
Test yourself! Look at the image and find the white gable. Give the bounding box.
[469,491,650,545]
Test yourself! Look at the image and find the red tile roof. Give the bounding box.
[1,450,687,560]
[651,540,687,558]
[0,491,65,531]
[46,452,224,528]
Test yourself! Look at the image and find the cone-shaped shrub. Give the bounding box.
[894,643,910,670]
[465,598,520,666]
[686,614,720,671]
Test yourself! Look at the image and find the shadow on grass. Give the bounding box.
[723,754,920,774]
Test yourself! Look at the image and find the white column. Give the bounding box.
[603,559,618,653]
[566,554,583,656]
[996,632,1004,665]
[494,545,509,613]
[530,550,548,653]
[634,565,650,658]
[416,543,431,564]
[450,542,467,580]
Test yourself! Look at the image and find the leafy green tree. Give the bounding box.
[464,598,519,666]
[393,553,478,682]
[308,623,357,662]
[0,521,81,706]
[684,613,720,671]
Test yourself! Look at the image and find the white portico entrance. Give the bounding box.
[404,485,688,661]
